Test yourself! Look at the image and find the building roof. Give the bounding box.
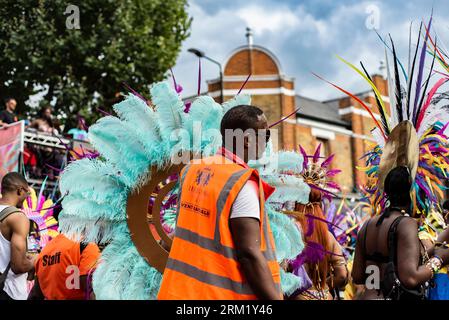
[295,95,350,127]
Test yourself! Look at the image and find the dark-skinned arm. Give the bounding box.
[351,222,367,285]
[437,228,449,246]
[434,229,449,265]
[327,233,348,289]
[230,217,282,300]
[396,218,432,289]
[9,214,35,274]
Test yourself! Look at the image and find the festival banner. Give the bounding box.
[0,121,24,181]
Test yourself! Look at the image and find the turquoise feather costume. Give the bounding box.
[58,81,309,299]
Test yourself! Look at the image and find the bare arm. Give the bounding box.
[328,233,348,289]
[434,229,449,265]
[9,214,35,274]
[230,217,281,300]
[396,218,432,289]
[437,228,449,245]
[351,222,367,285]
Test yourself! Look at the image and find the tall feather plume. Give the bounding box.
[312,72,387,140]
[408,21,413,77]
[337,55,390,132]
[390,35,404,122]
[405,24,423,120]
[416,77,449,131]
[374,30,408,81]
[385,48,398,127]
[413,16,433,123]
[415,40,438,127]
[423,22,446,67]
[360,61,390,134]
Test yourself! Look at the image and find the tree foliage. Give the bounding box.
[0,0,191,128]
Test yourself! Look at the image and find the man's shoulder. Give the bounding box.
[1,206,25,220]
[4,210,29,233]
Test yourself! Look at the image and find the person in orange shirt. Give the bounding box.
[28,234,100,300]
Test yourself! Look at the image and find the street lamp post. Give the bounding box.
[188,48,224,103]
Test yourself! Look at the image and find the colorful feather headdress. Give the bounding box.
[316,17,449,225]
[324,199,370,259]
[22,179,59,250]
[299,144,341,201]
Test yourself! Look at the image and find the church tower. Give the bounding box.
[207,28,297,150]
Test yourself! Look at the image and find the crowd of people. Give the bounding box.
[1,101,448,301]
[1,13,449,302]
[0,97,89,181]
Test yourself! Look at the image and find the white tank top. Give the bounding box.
[0,205,28,300]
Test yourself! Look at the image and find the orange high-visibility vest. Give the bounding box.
[157,155,281,300]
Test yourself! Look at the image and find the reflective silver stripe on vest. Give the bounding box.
[214,169,250,247]
[261,210,277,261]
[174,164,191,227]
[175,226,276,262]
[211,168,277,262]
[175,226,236,259]
[166,257,255,296]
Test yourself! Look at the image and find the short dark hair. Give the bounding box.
[4,97,14,104]
[220,105,265,138]
[1,172,28,194]
[384,166,412,207]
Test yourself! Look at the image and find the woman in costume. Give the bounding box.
[288,145,348,300]
[353,165,449,300]
[291,189,348,300]
[254,144,349,300]
[317,17,449,300]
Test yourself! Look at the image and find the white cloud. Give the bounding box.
[172,0,449,101]
[236,5,300,34]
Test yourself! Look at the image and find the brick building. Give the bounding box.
[205,34,389,198]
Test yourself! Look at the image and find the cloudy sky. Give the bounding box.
[171,0,449,101]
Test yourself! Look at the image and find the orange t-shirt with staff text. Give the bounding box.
[35,234,100,300]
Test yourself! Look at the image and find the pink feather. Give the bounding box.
[321,154,334,168]
[299,145,309,167]
[313,144,321,163]
[327,169,342,177]
[416,77,449,130]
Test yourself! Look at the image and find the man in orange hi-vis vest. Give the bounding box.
[158,105,282,300]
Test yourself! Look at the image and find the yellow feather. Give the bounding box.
[337,55,391,131]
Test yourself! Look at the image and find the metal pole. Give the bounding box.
[204,56,223,103]
[219,69,224,103]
